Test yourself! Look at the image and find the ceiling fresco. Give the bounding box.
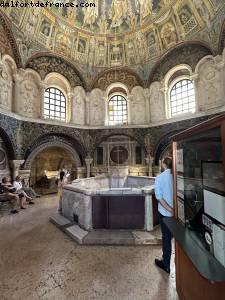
[1,0,225,85]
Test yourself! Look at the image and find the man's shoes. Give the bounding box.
[155,259,170,274]
[20,206,26,209]
[11,209,19,214]
[29,201,35,205]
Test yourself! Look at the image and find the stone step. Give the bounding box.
[49,213,72,228]
[83,230,134,245]
[65,225,89,244]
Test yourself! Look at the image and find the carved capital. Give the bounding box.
[85,158,93,166]
[10,160,24,169]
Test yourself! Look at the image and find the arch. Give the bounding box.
[25,52,86,89]
[153,130,183,165]
[0,127,16,160]
[22,68,42,83]
[44,72,71,93]
[148,42,213,85]
[163,64,193,87]
[90,67,145,91]
[106,82,129,96]
[91,132,145,156]
[2,54,18,74]
[23,139,82,169]
[0,11,22,67]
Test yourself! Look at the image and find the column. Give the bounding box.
[67,92,74,123]
[143,187,154,231]
[145,155,154,177]
[10,160,25,180]
[39,83,47,119]
[85,157,93,178]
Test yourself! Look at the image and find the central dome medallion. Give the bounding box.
[49,0,168,35]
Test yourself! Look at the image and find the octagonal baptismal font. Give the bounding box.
[50,174,161,245]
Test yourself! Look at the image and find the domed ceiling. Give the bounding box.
[45,0,165,35]
[1,0,225,86]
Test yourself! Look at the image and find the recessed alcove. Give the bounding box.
[30,147,77,194]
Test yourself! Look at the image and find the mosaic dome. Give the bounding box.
[1,0,225,81]
[46,0,166,35]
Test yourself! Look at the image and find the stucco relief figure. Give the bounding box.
[0,68,11,109]
[90,90,104,125]
[160,22,178,49]
[21,80,39,117]
[109,0,129,28]
[149,82,165,123]
[130,87,146,124]
[197,60,224,110]
[83,0,98,29]
[73,87,86,125]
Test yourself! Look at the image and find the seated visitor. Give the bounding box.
[13,176,35,205]
[0,182,19,214]
[1,177,26,210]
[21,178,40,198]
[57,171,67,214]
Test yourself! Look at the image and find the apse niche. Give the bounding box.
[92,135,147,177]
[30,147,77,194]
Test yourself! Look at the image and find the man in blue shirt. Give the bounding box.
[154,157,173,273]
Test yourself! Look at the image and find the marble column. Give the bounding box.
[85,158,93,178]
[145,156,154,177]
[39,83,47,119]
[67,92,74,123]
[10,160,25,180]
[143,187,154,231]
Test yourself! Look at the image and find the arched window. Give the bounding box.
[169,79,195,117]
[108,94,128,125]
[43,87,66,121]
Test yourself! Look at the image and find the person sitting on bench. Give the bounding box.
[13,176,35,205]
[0,181,20,213]
[2,177,26,209]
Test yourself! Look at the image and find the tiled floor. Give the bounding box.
[0,195,179,300]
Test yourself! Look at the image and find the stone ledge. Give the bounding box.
[50,215,162,245]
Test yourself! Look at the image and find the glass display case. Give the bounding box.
[176,127,224,238]
[168,114,225,300]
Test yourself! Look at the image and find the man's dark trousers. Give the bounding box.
[159,213,173,269]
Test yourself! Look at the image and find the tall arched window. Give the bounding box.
[108,94,128,125]
[170,79,195,117]
[44,87,66,121]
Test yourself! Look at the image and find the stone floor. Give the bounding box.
[0,195,179,300]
